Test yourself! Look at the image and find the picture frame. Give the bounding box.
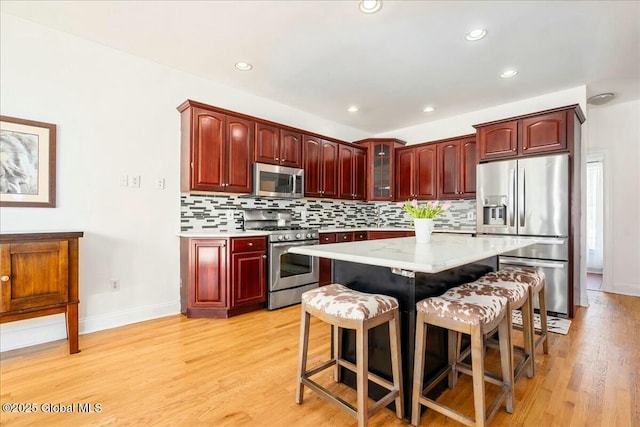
[0,115,57,208]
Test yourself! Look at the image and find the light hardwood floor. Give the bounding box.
[1,290,638,426]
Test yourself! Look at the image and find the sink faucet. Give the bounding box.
[374,206,383,228]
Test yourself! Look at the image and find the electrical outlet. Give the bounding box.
[467,211,475,221]
[130,175,141,188]
[119,175,129,187]
[156,178,165,190]
[226,210,234,221]
[109,279,120,291]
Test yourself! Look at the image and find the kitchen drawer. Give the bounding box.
[336,232,354,242]
[354,231,368,241]
[320,233,337,244]
[231,237,266,253]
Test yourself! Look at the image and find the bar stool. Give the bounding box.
[412,287,513,427]
[483,267,548,374]
[295,284,404,427]
[455,276,534,380]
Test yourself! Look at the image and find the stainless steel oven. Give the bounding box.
[269,239,319,309]
[243,209,319,310]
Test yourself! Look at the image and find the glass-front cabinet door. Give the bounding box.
[354,138,406,201]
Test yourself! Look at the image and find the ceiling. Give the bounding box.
[1,1,639,134]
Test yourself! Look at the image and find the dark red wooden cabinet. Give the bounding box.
[181,237,266,318]
[304,136,339,198]
[395,145,437,201]
[437,135,477,199]
[338,145,367,200]
[476,108,571,161]
[318,233,337,286]
[255,123,302,168]
[179,101,253,193]
[354,139,406,201]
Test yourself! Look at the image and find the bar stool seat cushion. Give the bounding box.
[461,278,528,305]
[484,267,545,292]
[417,286,507,326]
[302,283,399,320]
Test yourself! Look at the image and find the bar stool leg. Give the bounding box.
[498,316,514,413]
[333,325,342,382]
[447,330,460,388]
[521,296,535,378]
[538,286,549,354]
[411,311,427,427]
[470,325,488,427]
[356,322,369,427]
[296,309,311,404]
[389,311,404,419]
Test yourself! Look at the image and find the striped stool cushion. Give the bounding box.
[483,267,545,292]
[460,277,528,305]
[302,284,399,320]
[417,286,507,326]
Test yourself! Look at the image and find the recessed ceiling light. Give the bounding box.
[347,106,359,113]
[587,93,615,105]
[359,0,382,14]
[500,69,518,78]
[423,106,435,113]
[465,29,487,41]
[235,62,253,71]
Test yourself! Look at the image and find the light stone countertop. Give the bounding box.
[318,227,476,234]
[288,234,532,274]
[178,230,269,238]
[178,227,476,238]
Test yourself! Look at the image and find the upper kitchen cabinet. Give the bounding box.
[338,144,367,200]
[254,123,302,168]
[178,100,254,193]
[354,138,406,201]
[475,105,585,161]
[437,134,477,199]
[304,135,338,198]
[395,144,437,201]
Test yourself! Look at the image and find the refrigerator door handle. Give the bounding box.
[518,166,525,227]
[509,168,516,227]
[500,257,565,269]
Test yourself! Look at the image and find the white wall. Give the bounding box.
[586,100,640,296]
[0,14,368,351]
[374,86,587,144]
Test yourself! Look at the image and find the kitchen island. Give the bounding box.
[288,234,532,419]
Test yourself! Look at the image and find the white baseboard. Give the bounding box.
[0,301,180,353]
[611,282,640,297]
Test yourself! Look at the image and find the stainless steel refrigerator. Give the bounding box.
[476,153,570,316]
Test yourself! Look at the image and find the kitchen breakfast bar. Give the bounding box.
[288,233,532,420]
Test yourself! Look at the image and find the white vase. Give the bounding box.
[414,218,435,243]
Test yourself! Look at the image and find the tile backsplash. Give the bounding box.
[181,194,477,232]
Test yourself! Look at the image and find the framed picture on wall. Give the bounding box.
[0,115,56,208]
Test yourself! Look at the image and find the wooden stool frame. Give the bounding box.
[296,301,404,427]
[411,306,514,427]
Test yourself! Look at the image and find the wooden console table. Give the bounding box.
[0,231,84,354]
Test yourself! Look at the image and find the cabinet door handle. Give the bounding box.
[0,275,9,282]
[275,157,279,160]
[262,255,267,259]
[248,242,253,246]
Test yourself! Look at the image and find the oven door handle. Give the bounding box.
[271,240,319,249]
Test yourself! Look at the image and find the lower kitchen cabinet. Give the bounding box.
[367,230,413,240]
[319,233,337,286]
[180,236,266,318]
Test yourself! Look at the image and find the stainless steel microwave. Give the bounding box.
[253,163,304,198]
